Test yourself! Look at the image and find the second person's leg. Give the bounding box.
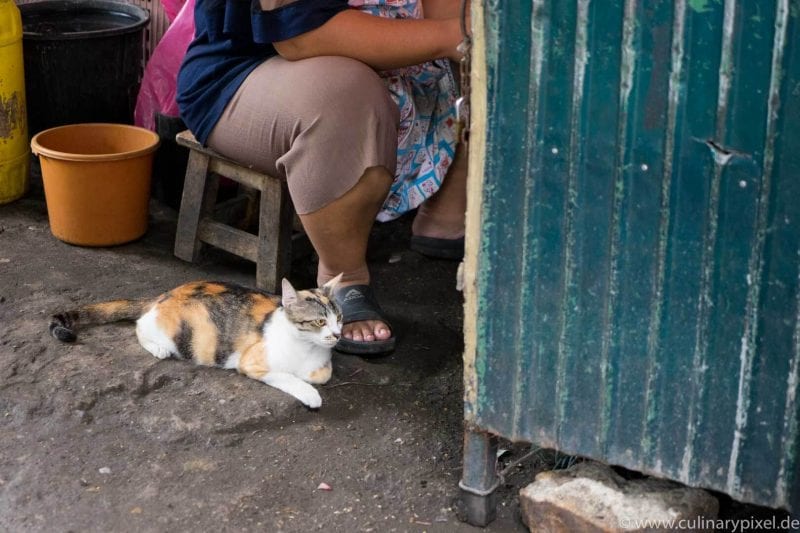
[411,0,469,253]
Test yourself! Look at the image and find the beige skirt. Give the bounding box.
[207,55,399,215]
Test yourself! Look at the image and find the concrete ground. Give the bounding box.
[0,168,533,532]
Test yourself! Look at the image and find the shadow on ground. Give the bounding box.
[0,169,531,532]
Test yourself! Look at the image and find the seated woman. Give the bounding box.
[176,0,467,355]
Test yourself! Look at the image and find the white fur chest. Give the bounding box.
[262,311,333,380]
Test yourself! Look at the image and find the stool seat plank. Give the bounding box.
[175,130,205,150]
[209,158,270,191]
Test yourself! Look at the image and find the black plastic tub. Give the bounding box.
[20,0,150,135]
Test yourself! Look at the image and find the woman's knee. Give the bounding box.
[273,57,399,214]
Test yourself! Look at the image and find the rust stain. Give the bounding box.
[0,92,22,139]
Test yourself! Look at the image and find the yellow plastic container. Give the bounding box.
[0,0,29,204]
[31,123,159,246]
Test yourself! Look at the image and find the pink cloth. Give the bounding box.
[133,0,195,131]
[161,0,186,23]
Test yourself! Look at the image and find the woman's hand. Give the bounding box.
[422,0,470,63]
[447,34,467,63]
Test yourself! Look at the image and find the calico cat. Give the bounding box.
[49,275,343,408]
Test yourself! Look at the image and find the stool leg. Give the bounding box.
[278,187,294,283]
[175,151,217,262]
[256,179,290,292]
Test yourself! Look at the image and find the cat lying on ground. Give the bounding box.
[49,275,343,408]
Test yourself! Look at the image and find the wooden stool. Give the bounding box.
[173,130,293,293]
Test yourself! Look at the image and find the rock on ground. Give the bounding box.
[519,461,719,533]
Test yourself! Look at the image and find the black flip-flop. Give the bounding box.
[409,235,465,260]
[333,285,396,356]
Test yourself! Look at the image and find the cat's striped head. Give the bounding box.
[281,275,343,347]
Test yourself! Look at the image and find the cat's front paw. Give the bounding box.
[298,387,322,409]
[262,373,323,409]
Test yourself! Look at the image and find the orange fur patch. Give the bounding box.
[249,294,278,324]
[184,304,217,365]
[154,298,182,338]
[233,331,262,357]
[202,283,227,296]
[307,362,332,384]
[238,335,269,380]
[170,282,202,300]
[90,300,129,315]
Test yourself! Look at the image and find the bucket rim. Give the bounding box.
[31,123,160,162]
[20,0,150,41]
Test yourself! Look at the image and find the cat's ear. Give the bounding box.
[281,278,298,306]
[322,273,343,297]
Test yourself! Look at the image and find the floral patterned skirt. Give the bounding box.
[349,0,459,222]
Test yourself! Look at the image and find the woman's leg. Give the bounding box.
[207,55,399,345]
[300,166,393,342]
[413,0,468,243]
[411,142,467,240]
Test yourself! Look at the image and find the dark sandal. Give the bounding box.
[333,285,396,356]
[409,235,465,260]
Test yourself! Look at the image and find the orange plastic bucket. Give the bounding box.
[31,123,159,246]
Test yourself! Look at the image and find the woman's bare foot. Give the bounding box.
[318,271,392,344]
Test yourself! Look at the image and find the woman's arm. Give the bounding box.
[272,9,463,69]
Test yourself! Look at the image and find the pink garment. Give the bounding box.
[133,0,195,131]
[161,0,186,23]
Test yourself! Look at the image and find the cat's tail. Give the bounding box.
[50,298,153,342]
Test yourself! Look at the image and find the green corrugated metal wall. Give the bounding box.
[467,0,800,511]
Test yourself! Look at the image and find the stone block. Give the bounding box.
[519,461,719,532]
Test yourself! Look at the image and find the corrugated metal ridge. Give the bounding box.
[554,0,591,446]
[724,0,789,497]
[599,0,638,450]
[764,0,800,501]
[778,256,800,503]
[643,0,686,460]
[678,0,737,486]
[511,0,547,435]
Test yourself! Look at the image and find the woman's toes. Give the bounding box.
[343,324,358,341]
[374,322,391,340]
[342,321,392,343]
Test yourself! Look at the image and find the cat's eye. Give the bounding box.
[311,319,326,328]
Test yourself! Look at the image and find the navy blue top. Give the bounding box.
[177,0,349,144]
